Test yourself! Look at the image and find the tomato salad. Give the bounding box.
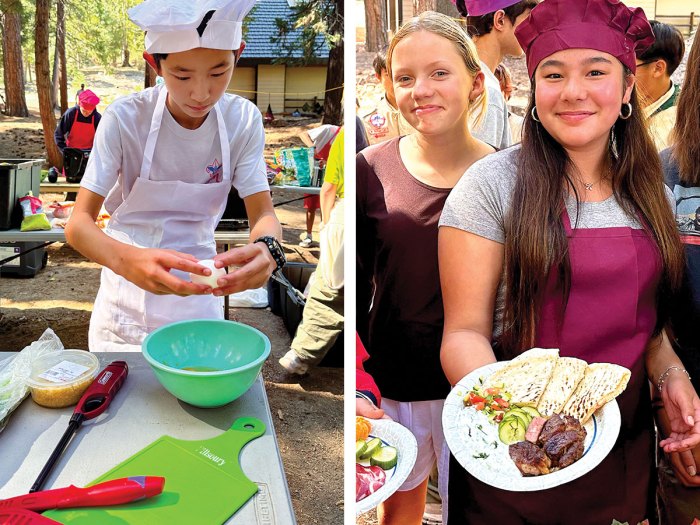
[463,384,512,423]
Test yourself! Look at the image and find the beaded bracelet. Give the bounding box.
[657,365,691,392]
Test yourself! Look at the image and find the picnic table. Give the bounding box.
[0,351,296,524]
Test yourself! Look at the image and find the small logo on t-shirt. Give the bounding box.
[206,159,222,183]
[368,113,387,129]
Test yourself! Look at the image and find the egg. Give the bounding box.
[190,259,226,288]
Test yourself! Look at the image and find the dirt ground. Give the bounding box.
[0,68,343,525]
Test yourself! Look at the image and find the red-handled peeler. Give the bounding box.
[1,476,165,511]
[29,361,129,493]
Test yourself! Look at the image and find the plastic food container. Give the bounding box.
[26,350,99,408]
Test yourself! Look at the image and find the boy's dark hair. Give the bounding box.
[151,49,237,70]
[636,20,685,76]
[372,45,389,76]
[456,0,538,37]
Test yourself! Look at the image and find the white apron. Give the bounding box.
[89,86,231,352]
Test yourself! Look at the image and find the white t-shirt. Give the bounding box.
[81,85,269,214]
[470,62,512,150]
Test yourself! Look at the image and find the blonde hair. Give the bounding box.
[386,11,488,129]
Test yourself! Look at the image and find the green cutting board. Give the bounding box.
[44,417,265,525]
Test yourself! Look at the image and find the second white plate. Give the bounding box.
[355,418,418,515]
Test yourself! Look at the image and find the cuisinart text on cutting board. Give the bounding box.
[197,446,226,466]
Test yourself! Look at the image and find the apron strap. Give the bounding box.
[139,85,168,180]
[213,102,231,182]
[139,85,231,182]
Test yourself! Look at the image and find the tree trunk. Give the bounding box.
[2,9,29,116]
[412,0,437,15]
[51,37,59,109]
[57,0,67,113]
[144,59,156,89]
[36,0,62,168]
[364,0,388,53]
[322,0,343,126]
[122,45,131,67]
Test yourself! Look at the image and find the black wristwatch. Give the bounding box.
[254,236,286,273]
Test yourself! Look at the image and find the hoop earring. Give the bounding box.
[531,106,541,122]
[619,102,633,120]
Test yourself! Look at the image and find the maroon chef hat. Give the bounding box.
[461,0,521,16]
[515,0,655,78]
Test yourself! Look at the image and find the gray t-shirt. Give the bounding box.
[470,62,511,150]
[439,145,672,334]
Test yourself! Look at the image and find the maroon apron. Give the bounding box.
[448,207,662,525]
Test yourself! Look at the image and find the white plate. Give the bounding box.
[442,361,621,492]
[355,418,418,515]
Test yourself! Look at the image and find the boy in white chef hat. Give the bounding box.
[66,0,286,352]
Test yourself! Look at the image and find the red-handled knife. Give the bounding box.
[29,361,129,493]
[0,476,165,511]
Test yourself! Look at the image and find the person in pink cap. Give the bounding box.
[54,88,102,154]
[452,0,537,149]
[438,0,700,522]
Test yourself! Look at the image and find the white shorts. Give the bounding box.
[382,398,446,492]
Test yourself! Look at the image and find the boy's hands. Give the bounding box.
[212,242,276,296]
[116,245,213,296]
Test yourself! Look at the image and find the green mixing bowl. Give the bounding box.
[142,319,271,407]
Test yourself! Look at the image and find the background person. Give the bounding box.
[361,46,414,144]
[452,0,537,149]
[298,123,340,247]
[280,127,345,374]
[493,62,524,143]
[54,89,101,155]
[438,0,700,523]
[635,20,685,150]
[658,27,700,525]
[75,83,85,106]
[357,12,493,524]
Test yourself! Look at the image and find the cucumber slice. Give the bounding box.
[498,417,526,445]
[356,440,368,460]
[360,437,383,460]
[370,445,398,470]
[503,408,531,428]
[519,406,541,419]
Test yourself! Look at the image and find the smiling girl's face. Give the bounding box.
[534,48,635,153]
[391,30,482,137]
[158,47,236,129]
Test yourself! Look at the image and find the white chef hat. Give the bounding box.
[128,0,256,54]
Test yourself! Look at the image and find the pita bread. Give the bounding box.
[483,348,559,406]
[536,357,588,416]
[561,363,631,424]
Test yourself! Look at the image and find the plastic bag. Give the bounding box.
[0,328,65,433]
[227,287,268,308]
[19,192,51,231]
[275,147,314,186]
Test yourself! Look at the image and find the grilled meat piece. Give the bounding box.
[538,414,586,445]
[558,436,586,468]
[543,430,586,467]
[509,440,552,476]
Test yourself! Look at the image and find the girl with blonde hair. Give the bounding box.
[357,11,493,524]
